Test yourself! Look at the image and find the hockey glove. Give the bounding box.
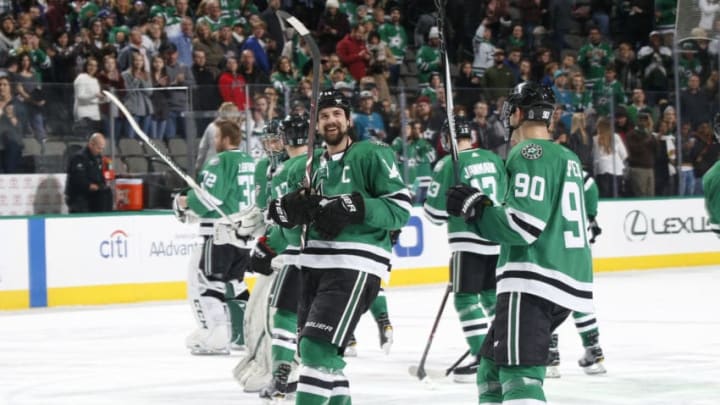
[389,229,402,246]
[268,188,322,228]
[250,236,277,275]
[313,193,365,240]
[446,184,492,222]
[588,216,602,244]
[172,193,187,223]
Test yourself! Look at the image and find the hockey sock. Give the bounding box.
[453,292,490,355]
[499,365,546,403]
[369,289,389,321]
[477,356,502,404]
[479,289,497,319]
[226,280,249,347]
[572,312,600,347]
[272,309,298,374]
[296,337,348,405]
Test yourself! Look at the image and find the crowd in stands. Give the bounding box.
[0,0,717,200]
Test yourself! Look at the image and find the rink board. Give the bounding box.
[0,197,718,309]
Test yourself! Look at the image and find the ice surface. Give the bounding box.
[2,266,720,405]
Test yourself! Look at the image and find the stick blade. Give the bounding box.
[408,365,447,380]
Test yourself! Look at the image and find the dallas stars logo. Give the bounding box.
[521,143,543,160]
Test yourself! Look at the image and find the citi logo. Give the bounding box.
[100,230,129,258]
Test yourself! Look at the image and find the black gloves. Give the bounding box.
[313,193,365,240]
[588,216,602,244]
[389,229,401,246]
[268,188,322,228]
[250,236,276,275]
[446,184,492,222]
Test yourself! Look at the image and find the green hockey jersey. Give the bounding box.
[703,161,720,237]
[300,141,412,281]
[188,150,256,235]
[424,149,507,255]
[471,139,594,312]
[254,157,272,211]
[391,136,435,192]
[583,171,599,218]
[378,22,408,63]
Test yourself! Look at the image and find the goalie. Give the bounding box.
[175,120,263,355]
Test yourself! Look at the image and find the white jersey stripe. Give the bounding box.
[497,262,594,293]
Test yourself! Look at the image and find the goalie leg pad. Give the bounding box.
[226,279,250,349]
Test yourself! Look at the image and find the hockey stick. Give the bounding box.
[103,90,239,230]
[408,349,471,379]
[275,10,321,249]
[409,283,452,382]
[435,0,460,184]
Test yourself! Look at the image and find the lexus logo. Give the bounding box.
[624,210,648,241]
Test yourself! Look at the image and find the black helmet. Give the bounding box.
[440,116,472,151]
[500,81,556,130]
[281,113,310,147]
[317,89,351,118]
[713,112,720,144]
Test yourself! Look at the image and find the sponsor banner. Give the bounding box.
[0,219,29,309]
[45,215,201,288]
[0,174,67,216]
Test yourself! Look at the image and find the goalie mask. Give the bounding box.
[281,112,310,147]
[261,119,287,165]
[440,117,472,152]
[500,81,555,131]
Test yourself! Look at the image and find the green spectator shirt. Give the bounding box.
[577,42,613,85]
[378,22,408,63]
[416,44,441,84]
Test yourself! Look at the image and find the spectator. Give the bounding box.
[73,56,105,137]
[161,42,194,139]
[560,53,581,77]
[592,116,628,197]
[471,23,494,79]
[414,95,444,156]
[391,120,435,203]
[679,122,697,195]
[170,17,194,67]
[568,72,592,113]
[377,5,407,85]
[192,21,224,70]
[97,54,126,139]
[190,48,220,133]
[519,58,533,82]
[552,70,572,107]
[121,51,153,138]
[164,0,192,38]
[455,61,482,112]
[270,55,298,101]
[196,0,227,32]
[241,21,271,75]
[0,14,20,58]
[195,101,241,171]
[419,72,442,105]
[486,97,511,158]
[239,48,269,93]
[352,90,386,141]
[577,27,613,88]
[505,24,527,55]
[662,106,677,134]
[118,27,150,72]
[680,74,712,130]
[567,112,594,172]
[112,0,132,27]
[549,0,573,56]
[337,23,370,82]
[692,122,720,194]
[615,105,634,141]
[416,26,441,85]
[261,0,285,56]
[149,54,169,139]
[625,0,653,48]
[677,41,706,89]
[626,88,649,124]
[656,0,678,30]
[505,48,522,83]
[614,41,640,93]
[316,0,351,55]
[217,55,249,111]
[65,133,113,213]
[531,48,552,81]
[593,65,627,117]
[0,77,22,173]
[366,30,393,101]
[470,100,504,152]
[15,53,46,141]
[626,112,657,196]
[698,0,719,31]
[654,119,677,196]
[482,48,515,101]
[518,0,546,48]
[262,87,283,120]
[144,22,166,59]
[637,31,672,103]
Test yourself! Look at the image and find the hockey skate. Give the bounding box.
[344,334,358,357]
[452,356,479,383]
[259,363,298,403]
[546,333,561,378]
[376,313,394,355]
[185,327,230,355]
[578,345,606,375]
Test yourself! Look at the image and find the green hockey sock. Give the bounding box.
[477,356,502,404]
[272,309,298,373]
[369,289,388,321]
[499,365,546,403]
[453,292,490,355]
[296,337,347,405]
[573,311,600,347]
[225,280,249,347]
[479,289,497,319]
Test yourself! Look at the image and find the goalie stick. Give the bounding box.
[103,90,246,234]
[275,10,321,249]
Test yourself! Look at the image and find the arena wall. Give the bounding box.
[1,198,717,310]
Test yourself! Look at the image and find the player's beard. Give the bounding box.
[322,123,347,147]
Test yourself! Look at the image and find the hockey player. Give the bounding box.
[176,120,262,355]
[446,82,593,404]
[423,117,507,383]
[267,89,411,405]
[547,171,606,378]
[703,113,720,237]
[251,112,313,401]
